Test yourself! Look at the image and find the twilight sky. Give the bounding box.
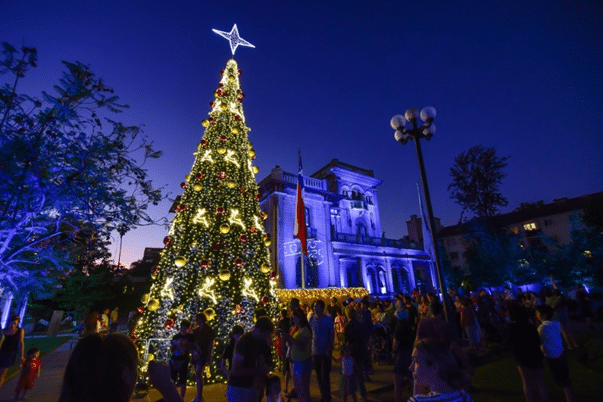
[3,0,602,267]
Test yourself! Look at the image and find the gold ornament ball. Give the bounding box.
[185,174,191,181]
[204,308,216,321]
[214,91,219,98]
[174,256,187,268]
[228,75,235,82]
[264,239,272,247]
[220,104,228,111]
[193,184,203,191]
[201,119,209,127]
[220,223,231,234]
[247,149,255,158]
[227,181,236,189]
[217,147,227,154]
[141,293,149,303]
[252,166,259,174]
[219,270,231,281]
[147,353,155,362]
[147,299,160,311]
[231,127,239,134]
[260,263,271,273]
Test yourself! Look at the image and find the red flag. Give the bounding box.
[294,150,308,256]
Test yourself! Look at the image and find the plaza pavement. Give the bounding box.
[0,336,395,402]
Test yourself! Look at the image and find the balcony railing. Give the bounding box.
[331,232,418,249]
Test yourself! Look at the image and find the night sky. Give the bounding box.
[3,1,602,266]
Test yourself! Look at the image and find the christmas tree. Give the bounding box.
[135,58,276,383]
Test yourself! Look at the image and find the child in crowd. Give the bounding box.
[265,373,286,402]
[15,347,41,400]
[332,343,357,402]
[535,305,576,402]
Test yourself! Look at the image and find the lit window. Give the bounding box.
[523,222,537,231]
[584,250,592,258]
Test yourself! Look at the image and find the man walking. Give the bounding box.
[192,312,215,402]
[309,299,334,402]
[227,316,274,402]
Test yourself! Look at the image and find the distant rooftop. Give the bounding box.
[311,159,375,179]
[438,191,603,237]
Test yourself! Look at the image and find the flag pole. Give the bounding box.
[300,249,306,290]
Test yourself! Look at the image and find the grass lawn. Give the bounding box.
[3,335,71,381]
[471,345,603,402]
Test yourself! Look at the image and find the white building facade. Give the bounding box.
[258,159,437,295]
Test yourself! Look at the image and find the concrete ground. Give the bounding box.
[0,337,395,402]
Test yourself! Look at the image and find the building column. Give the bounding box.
[405,259,417,291]
[384,258,394,294]
[357,257,367,290]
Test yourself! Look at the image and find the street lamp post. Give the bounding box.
[390,107,451,321]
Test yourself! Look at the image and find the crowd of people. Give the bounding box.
[0,278,596,402]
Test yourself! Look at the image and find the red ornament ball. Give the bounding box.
[180,182,187,189]
[130,328,138,340]
[270,271,276,279]
[179,204,187,211]
[219,83,224,88]
[163,236,172,245]
[239,92,245,99]
[164,318,175,329]
[239,186,247,194]
[137,306,145,314]
[216,89,223,96]
[237,99,242,104]
[255,193,261,201]
[220,135,227,142]
[234,258,243,267]
[151,265,159,275]
[218,172,227,180]
[208,117,215,124]
[216,206,225,215]
[250,226,258,234]
[238,69,242,76]
[234,304,243,315]
[235,115,242,121]
[200,259,209,269]
[220,70,225,76]
[209,101,215,108]
[261,295,269,304]
[195,172,203,180]
[239,234,247,242]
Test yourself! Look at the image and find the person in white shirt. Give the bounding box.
[535,305,576,402]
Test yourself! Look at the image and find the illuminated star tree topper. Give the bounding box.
[212,24,255,55]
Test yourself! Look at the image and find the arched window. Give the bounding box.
[305,207,311,227]
[346,263,359,287]
[356,221,367,237]
[367,268,377,294]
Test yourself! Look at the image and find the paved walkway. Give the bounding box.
[0,339,74,402]
[0,337,395,402]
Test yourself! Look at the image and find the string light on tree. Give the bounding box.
[134,26,276,385]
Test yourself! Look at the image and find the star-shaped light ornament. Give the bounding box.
[212,24,255,55]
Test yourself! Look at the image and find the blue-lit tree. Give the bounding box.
[0,43,165,299]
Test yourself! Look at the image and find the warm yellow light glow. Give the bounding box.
[242,278,259,302]
[197,278,218,304]
[147,299,160,311]
[228,209,245,229]
[201,150,215,163]
[174,257,187,268]
[276,288,369,307]
[260,263,271,273]
[193,208,210,227]
[160,277,175,300]
[224,150,240,167]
